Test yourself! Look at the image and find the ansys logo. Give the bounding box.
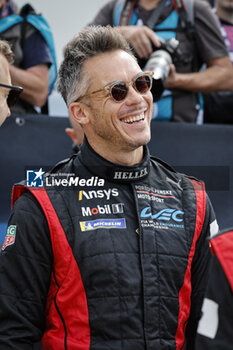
[78,188,119,200]
[26,168,45,187]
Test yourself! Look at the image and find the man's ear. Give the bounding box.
[65,127,84,145]
[69,102,90,126]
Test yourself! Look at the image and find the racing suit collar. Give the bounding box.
[77,137,151,183]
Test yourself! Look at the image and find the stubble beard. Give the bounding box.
[92,109,149,152]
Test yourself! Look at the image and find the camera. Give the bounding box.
[143,37,182,101]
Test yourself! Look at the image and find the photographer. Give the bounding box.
[204,0,233,124]
[89,0,233,123]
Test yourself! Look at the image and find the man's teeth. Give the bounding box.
[123,113,144,124]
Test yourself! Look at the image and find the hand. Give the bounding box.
[164,64,177,89]
[118,25,161,59]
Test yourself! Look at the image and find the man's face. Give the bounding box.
[0,54,11,126]
[80,50,153,158]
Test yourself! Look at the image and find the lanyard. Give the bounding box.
[146,0,169,29]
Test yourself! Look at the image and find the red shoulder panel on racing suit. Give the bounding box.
[12,185,91,349]
[175,179,206,349]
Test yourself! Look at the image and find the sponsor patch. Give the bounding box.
[141,207,184,222]
[81,203,124,217]
[136,190,175,203]
[166,177,182,190]
[113,167,148,180]
[80,218,126,232]
[140,207,184,229]
[78,188,119,201]
[2,225,17,251]
[135,185,176,203]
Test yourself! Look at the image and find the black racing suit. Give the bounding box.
[0,138,216,349]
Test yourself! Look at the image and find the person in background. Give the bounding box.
[196,227,233,349]
[204,0,233,124]
[0,39,22,125]
[215,0,233,48]
[0,26,218,349]
[0,0,52,114]
[89,0,233,123]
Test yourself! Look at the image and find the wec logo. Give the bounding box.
[141,207,184,222]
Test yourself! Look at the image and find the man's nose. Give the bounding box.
[126,85,144,104]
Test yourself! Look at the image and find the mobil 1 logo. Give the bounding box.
[81,203,124,217]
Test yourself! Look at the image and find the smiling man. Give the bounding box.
[0,26,218,349]
[71,48,153,165]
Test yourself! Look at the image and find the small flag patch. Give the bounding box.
[2,225,17,251]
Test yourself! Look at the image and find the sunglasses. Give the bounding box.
[0,83,23,107]
[76,71,153,103]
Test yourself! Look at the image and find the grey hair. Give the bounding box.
[56,25,135,106]
[0,40,14,64]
